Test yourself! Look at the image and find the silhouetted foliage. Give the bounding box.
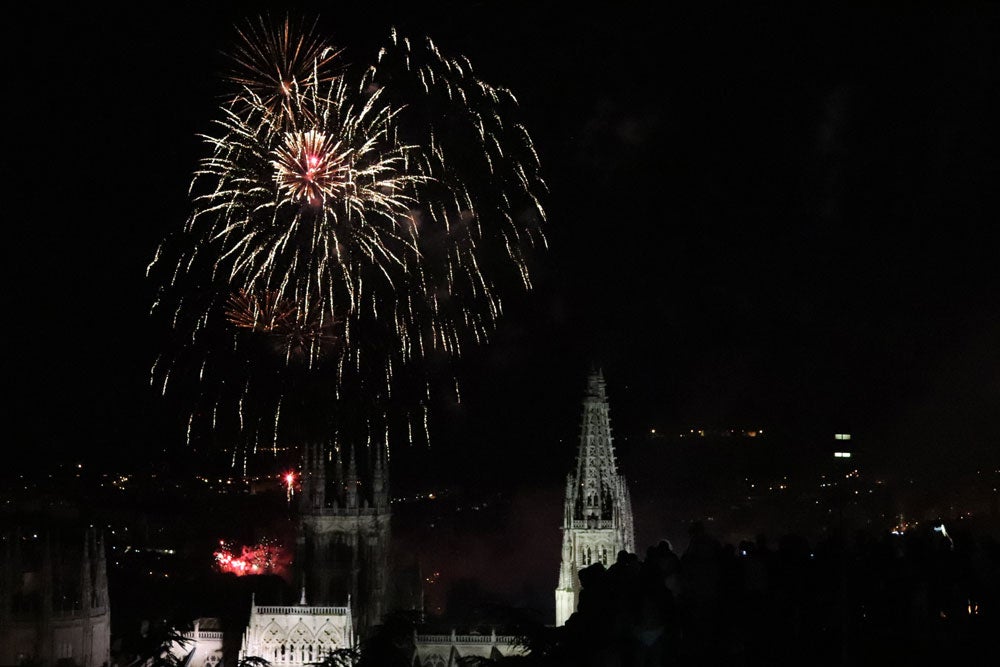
[307,647,360,667]
[132,619,192,667]
[358,609,421,667]
[239,656,273,667]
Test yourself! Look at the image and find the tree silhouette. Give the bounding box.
[307,647,360,667]
[357,609,420,667]
[132,620,192,667]
[238,656,273,667]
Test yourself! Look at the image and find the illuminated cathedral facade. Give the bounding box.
[227,438,526,666]
[234,440,391,665]
[555,368,635,626]
[239,594,354,666]
[294,440,392,637]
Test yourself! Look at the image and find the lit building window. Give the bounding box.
[834,433,851,441]
[834,452,852,458]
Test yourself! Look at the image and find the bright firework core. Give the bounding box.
[273,129,350,206]
[214,539,290,578]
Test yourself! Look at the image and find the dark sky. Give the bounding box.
[10,1,999,484]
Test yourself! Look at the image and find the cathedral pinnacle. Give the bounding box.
[555,368,635,626]
[345,444,359,509]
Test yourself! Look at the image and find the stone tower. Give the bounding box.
[0,527,111,666]
[555,368,635,626]
[297,440,391,639]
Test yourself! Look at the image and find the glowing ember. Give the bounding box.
[213,539,290,577]
[283,471,296,501]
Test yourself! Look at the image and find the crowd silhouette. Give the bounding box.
[514,520,998,666]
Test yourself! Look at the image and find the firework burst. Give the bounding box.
[225,289,340,360]
[224,14,342,119]
[273,129,352,205]
[225,289,299,332]
[214,538,291,578]
[149,16,546,460]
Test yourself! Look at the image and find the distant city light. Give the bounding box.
[834,451,852,458]
[835,433,851,440]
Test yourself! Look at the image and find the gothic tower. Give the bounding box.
[0,527,111,666]
[297,440,391,639]
[555,368,635,626]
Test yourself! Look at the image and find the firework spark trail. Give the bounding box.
[225,14,343,121]
[148,17,546,460]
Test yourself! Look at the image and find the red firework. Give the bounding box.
[213,539,291,578]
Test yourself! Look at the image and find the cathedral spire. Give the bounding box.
[298,443,312,512]
[372,441,388,510]
[80,529,92,611]
[315,442,327,509]
[572,367,621,522]
[333,444,345,507]
[300,442,327,511]
[555,367,635,626]
[345,444,358,509]
[94,529,108,610]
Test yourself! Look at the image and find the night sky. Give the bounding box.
[11,1,999,489]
